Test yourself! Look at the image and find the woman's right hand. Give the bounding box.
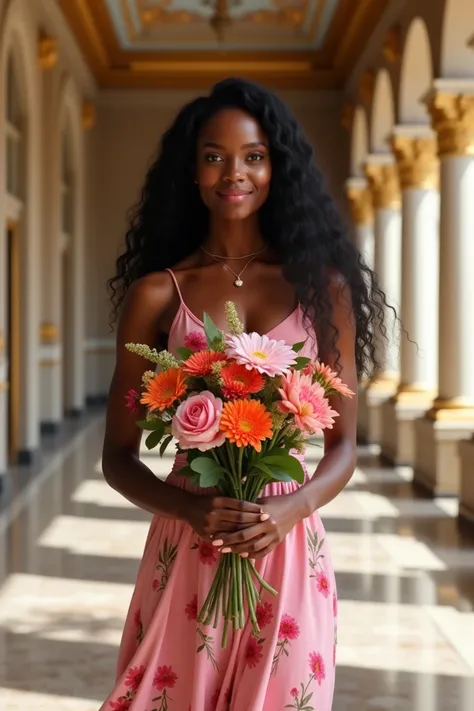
[181,493,268,541]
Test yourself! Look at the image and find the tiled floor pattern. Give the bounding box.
[0,425,473,710]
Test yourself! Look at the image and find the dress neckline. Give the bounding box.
[169,300,301,342]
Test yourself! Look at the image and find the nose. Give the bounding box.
[223,156,244,183]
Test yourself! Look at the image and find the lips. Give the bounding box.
[217,190,252,197]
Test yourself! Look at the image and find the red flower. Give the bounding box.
[133,609,141,627]
[109,697,132,711]
[198,540,217,566]
[125,665,145,691]
[184,331,207,353]
[245,636,263,668]
[256,601,274,629]
[125,388,140,414]
[278,614,300,641]
[153,665,178,691]
[316,571,330,598]
[309,652,326,685]
[185,594,198,621]
[290,687,298,698]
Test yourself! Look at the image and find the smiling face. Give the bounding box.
[195,107,272,221]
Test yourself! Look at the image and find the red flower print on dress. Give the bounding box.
[186,594,198,621]
[309,652,326,685]
[316,571,330,598]
[245,636,264,668]
[272,614,300,675]
[184,331,207,353]
[333,591,338,617]
[152,665,178,711]
[109,697,132,711]
[256,601,274,629]
[290,687,298,697]
[192,539,218,565]
[125,665,145,691]
[153,665,178,691]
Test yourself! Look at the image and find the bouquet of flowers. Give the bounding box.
[125,302,353,648]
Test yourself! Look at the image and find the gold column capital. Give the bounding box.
[38,31,58,70]
[390,131,439,190]
[40,322,59,344]
[425,91,474,157]
[82,101,96,130]
[345,179,373,226]
[364,159,401,209]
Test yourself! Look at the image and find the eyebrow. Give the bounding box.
[202,141,268,150]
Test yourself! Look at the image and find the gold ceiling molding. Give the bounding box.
[82,101,96,129]
[382,25,401,65]
[359,70,375,105]
[58,0,389,89]
[38,30,59,70]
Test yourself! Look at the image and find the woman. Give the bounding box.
[101,78,385,711]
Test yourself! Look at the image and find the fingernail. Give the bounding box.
[221,547,232,553]
[240,552,249,558]
[260,513,270,521]
[212,539,224,547]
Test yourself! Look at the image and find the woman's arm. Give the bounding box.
[102,274,265,535]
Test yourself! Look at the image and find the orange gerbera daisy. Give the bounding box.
[141,368,186,411]
[220,399,273,452]
[221,363,265,399]
[183,350,228,377]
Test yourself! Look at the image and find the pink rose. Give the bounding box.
[171,391,226,451]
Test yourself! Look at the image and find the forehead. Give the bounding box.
[198,108,267,146]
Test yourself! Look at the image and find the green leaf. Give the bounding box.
[136,418,164,431]
[261,453,305,484]
[145,428,165,450]
[252,461,275,479]
[177,346,194,361]
[203,312,223,348]
[292,340,306,353]
[293,356,312,371]
[159,434,173,457]
[190,456,226,488]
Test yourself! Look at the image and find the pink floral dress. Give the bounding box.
[99,272,338,711]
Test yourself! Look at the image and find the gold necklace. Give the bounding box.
[200,245,267,287]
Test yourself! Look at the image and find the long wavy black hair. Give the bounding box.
[109,77,389,379]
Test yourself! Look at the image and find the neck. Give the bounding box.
[205,215,266,257]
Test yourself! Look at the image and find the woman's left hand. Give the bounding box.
[212,493,306,559]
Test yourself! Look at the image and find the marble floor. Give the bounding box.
[0,420,473,710]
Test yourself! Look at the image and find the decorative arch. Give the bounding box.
[350,106,369,178]
[0,0,42,459]
[57,75,85,414]
[399,18,433,124]
[370,69,395,153]
[441,0,474,77]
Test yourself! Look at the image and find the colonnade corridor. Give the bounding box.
[0,420,472,710]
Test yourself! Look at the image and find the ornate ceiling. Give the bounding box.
[59,0,388,89]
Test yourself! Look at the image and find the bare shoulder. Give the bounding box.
[117,271,176,344]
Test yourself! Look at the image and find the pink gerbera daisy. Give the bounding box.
[225,332,297,376]
[311,361,355,398]
[278,370,339,434]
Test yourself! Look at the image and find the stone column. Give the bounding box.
[358,156,402,443]
[345,178,374,268]
[413,83,474,497]
[379,127,440,464]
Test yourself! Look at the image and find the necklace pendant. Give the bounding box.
[234,279,244,287]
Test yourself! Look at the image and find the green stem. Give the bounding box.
[236,552,245,628]
[249,561,278,597]
[243,562,260,636]
[231,555,239,630]
[198,558,223,624]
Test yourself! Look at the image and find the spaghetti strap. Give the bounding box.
[165,268,184,304]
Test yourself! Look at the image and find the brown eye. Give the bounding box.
[205,154,223,163]
[247,153,265,162]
